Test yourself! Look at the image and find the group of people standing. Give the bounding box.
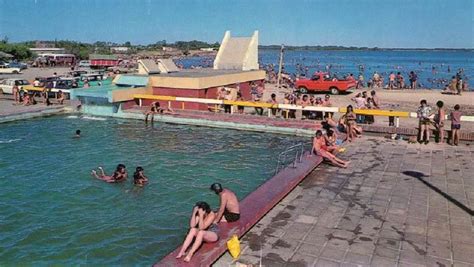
[417,100,463,145]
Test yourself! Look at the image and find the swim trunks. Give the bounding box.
[224,210,240,222]
[208,223,219,234]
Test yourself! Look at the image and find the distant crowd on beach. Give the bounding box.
[262,63,470,92]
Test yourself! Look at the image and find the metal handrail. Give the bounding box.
[275,142,304,175]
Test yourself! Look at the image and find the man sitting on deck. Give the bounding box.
[210,183,240,223]
[312,130,350,168]
[144,101,173,122]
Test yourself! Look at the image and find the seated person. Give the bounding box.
[22,93,31,106]
[322,113,338,130]
[145,101,173,122]
[210,183,240,223]
[176,201,219,262]
[57,90,65,105]
[91,164,128,183]
[133,166,148,186]
[312,130,350,168]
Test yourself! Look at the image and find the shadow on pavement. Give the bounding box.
[402,170,474,216]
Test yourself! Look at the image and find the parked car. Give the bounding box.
[0,65,21,74]
[0,79,30,94]
[7,62,28,70]
[295,72,356,95]
[78,60,91,68]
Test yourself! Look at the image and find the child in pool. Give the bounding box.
[133,167,148,186]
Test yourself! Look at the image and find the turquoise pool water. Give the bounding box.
[0,116,308,265]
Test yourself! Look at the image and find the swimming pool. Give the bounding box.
[0,116,308,265]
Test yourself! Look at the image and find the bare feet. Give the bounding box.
[176,252,184,259]
[184,255,191,262]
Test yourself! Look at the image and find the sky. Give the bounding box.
[0,0,472,48]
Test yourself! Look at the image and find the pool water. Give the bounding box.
[0,116,308,265]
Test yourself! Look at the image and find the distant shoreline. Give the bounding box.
[259,45,474,52]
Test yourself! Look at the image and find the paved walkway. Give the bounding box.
[215,137,473,267]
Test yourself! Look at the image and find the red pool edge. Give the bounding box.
[155,154,323,267]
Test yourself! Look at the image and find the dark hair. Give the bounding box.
[76,129,81,135]
[436,101,444,108]
[315,130,323,137]
[420,99,427,105]
[133,167,144,181]
[370,90,376,96]
[346,105,353,113]
[154,102,160,107]
[271,93,276,98]
[327,129,334,136]
[210,183,223,194]
[454,104,460,110]
[195,201,211,213]
[116,164,126,172]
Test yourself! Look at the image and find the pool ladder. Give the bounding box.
[274,143,304,175]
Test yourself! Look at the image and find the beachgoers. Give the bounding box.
[450,104,462,146]
[91,164,128,183]
[176,201,219,262]
[133,166,148,186]
[434,101,446,143]
[416,99,432,144]
[345,105,358,142]
[210,183,240,223]
[145,101,173,122]
[409,71,418,89]
[57,90,64,105]
[312,130,350,168]
[74,129,81,138]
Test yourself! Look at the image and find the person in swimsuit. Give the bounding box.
[434,101,445,143]
[176,201,219,262]
[450,104,462,146]
[345,105,358,142]
[133,166,148,186]
[210,183,240,223]
[313,130,350,168]
[91,164,128,183]
[144,101,173,122]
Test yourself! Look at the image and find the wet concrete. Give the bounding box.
[214,136,474,267]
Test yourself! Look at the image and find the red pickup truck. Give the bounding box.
[295,72,356,95]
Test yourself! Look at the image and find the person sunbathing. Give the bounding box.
[313,130,350,168]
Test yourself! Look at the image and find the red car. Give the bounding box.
[295,72,356,95]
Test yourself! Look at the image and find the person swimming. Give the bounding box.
[133,166,148,186]
[74,129,81,138]
[91,164,128,183]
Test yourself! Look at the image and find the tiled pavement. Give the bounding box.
[215,136,474,267]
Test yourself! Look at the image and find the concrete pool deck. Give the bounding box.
[157,153,323,266]
[214,136,474,267]
[0,99,71,123]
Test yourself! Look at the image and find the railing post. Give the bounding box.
[139,98,142,107]
[230,104,234,114]
[395,116,400,127]
[181,102,185,110]
[168,101,171,109]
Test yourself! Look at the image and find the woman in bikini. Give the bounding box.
[345,105,357,142]
[176,201,219,262]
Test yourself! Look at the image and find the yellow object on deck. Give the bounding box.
[226,234,241,260]
[23,85,44,92]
